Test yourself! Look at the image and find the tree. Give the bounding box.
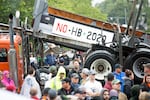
[48,0,107,21]
[0,0,34,24]
[98,0,150,31]
[0,0,107,24]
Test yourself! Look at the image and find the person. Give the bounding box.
[140,74,150,92]
[57,77,74,95]
[139,91,150,100]
[143,63,150,74]
[123,69,134,99]
[68,60,81,80]
[20,67,41,98]
[84,70,102,100]
[47,89,57,100]
[44,66,57,88]
[37,54,42,67]
[143,63,150,83]
[0,71,4,88]
[113,64,125,92]
[101,88,110,100]
[30,87,40,100]
[59,51,70,66]
[1,70,16,92]
[50,66,66,91]
[72,50,83,66]
[80,68,89,85]
[111,79,127,100]
[74,87,87,100]
[30,53,37,65]
[109,89,118,100]
[104,73,114,91]
[70,73,80,90]
[41,88,51,100]
[45,51,57,66]
[130,85,140,100]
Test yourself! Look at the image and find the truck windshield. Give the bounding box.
[0,48,7,62]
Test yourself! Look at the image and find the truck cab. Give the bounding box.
[0,32,23,91]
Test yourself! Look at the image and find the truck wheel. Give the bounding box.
[84,50,115,80]
[124,50,150,83]
[38,68,50,86]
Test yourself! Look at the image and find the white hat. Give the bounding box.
[82,68,89,75]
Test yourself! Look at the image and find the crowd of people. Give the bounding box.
[0,50,150,100]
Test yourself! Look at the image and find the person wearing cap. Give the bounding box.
[71,73,80,90]
[50,66,66,91]
[109,89,118,100]
[47,89,57,100]
[80,68,89,85]
[113,64,125,92]
[57,57,65,66]
[104,73,114,91]
[45,66,57,88]
[59,51,70,66]
[84,70,102,100]
[58,77,74,95]
[111,79,127,100]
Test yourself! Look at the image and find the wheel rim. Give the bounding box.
[133,57,150,78]
[40,72,49,85]
[90,59,112,80]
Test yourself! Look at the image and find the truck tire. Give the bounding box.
[38,68,50,86]
[124,49,150,83]
[84,50,115,80]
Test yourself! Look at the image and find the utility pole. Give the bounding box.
[8,14,18,88]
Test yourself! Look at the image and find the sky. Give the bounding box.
[91,0,105,7]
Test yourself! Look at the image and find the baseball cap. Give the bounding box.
[89,70,97,75]
[143,63,150,68]
[111,79,121,85]
[62,77,71,83]
[114,64,122,69]
[48,89,57,99]
[59,57,64,63]
[71,73,79,78]
[49,66,57,73]
[107,73,114,81]
[81,68,89,75]
[110,89,118,97]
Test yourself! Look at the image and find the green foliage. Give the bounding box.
[0,0,106,25]
[0,0,34,24]
[98,0,150,31]
[48,0,107,21]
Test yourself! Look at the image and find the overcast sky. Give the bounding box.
[91,0,105,7]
